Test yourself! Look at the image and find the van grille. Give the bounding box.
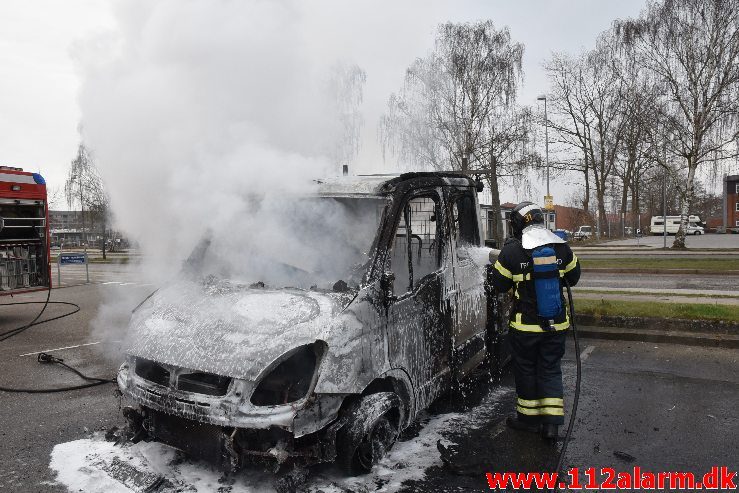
[177,372,231,396]
[135,359,170,387]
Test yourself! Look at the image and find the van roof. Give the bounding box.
[314,172,476,197]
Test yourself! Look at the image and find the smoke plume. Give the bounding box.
[75,1,455,277]
[76,0,460,350]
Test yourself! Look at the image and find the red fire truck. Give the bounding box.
[0,167,51,295]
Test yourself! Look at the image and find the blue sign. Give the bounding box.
[60,254,86,265]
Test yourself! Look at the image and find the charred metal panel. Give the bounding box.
[127,280,348,382]
[449,256,487,362]
[149,409,226,462]
[386,271,450,411]
[313,282,384,395]
[292,394,344,437]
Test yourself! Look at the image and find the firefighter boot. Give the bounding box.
[541,423,559,440]
[506,416,541,434]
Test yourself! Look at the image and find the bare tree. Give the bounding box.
[65,143,111,258]
[382,21,525,171]
[477,106,538,246]
[544,54,593,212]
[617,0,739,247]
[611,40,660,233]
[545,41,626,237]
[381,20,530,246]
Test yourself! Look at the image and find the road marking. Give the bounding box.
[580,345,595,361]
[19,341,101,357]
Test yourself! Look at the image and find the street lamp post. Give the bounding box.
[538,95,550,229]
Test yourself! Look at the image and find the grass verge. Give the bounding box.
[575,298,739,322]
[574,288,739,299]
[580,257,739,270]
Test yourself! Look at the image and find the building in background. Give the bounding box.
[49,210,127,249]
[552,205,590,233]
[49,210,88,246]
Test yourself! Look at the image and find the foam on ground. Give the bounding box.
[49,388,508,492]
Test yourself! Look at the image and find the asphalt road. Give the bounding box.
[0,282,152,492]
[59,259,739,294]
[604,234,739,249]
[402,338,739,492]
[1,279,737,492]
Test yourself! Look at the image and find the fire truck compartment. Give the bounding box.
[0,199,49,291]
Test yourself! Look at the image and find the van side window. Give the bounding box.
[390,196,440,293]
[451,193,479,252]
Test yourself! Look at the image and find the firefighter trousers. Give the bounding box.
[509,329,566,425]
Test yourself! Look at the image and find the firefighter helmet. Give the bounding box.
[510,201,545,239]
[510,201,566,249]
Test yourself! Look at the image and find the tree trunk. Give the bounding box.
[596,186,607,239]
[487,153,505,249]
[102,214,107,260]
[672,161,696,249]
[79,188,86,247]
[582,162,590,212]
[631,182,640,232]
[620,177,629,237]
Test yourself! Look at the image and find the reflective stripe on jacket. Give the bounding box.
[490,238,581,333]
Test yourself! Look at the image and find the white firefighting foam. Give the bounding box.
[49,388,510,492]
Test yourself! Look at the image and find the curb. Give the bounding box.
[575,326,739,349]
[574,314,739,348]
[575,313,739,333]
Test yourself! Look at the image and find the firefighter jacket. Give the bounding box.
[490,238,581,332]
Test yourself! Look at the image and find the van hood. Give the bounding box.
[125,278,356,381]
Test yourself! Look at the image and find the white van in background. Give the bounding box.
[650,215,704,235]
[573,225,593,240]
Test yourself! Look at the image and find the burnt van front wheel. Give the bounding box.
[336,392,400,475]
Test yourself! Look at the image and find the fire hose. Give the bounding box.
[0,286,115,393]
[550,278,582,493]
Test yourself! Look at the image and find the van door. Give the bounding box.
[447,190,487,378]
[385,190,452,409]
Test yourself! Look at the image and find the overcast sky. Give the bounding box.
[0,0,648,208]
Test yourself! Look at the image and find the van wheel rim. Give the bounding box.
[356,417,397,471]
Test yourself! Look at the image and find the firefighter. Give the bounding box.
[490,201,581,439]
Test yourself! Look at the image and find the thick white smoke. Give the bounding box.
[75,0,455,281]
[77,0,459,350]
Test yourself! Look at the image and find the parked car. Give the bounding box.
[116,172,511,474]
[573,225,592,240]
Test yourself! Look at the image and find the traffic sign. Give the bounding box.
[60,253,87,265]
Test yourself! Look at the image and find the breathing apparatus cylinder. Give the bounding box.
[532,246,563,323]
